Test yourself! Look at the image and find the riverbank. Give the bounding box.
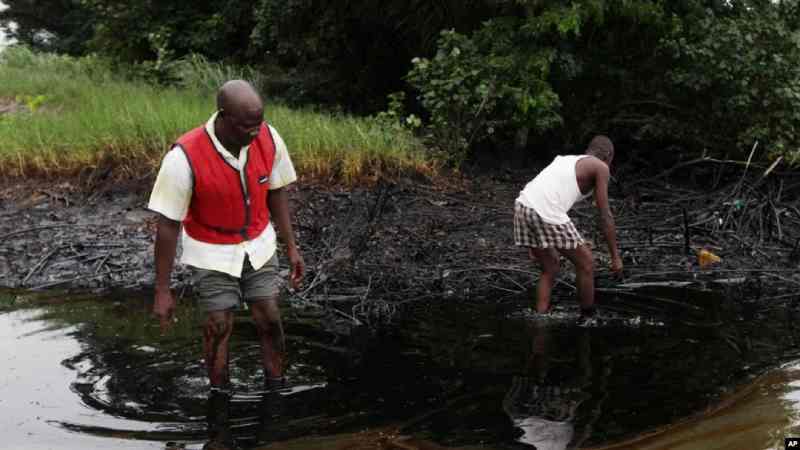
[2,160,798,314]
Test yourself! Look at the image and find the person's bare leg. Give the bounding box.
[557,244,594,310]
[249,298,285,381]
[203,311,234,388]
[529,247,560,313]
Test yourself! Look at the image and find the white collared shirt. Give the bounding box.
[148,112,297,277]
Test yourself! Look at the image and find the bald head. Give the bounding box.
[585,135,614,164]
[214,80,265,151]
[217,80,263,114]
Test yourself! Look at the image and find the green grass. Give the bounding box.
[0,47,434,182]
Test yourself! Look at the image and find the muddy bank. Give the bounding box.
[1,168,799,313]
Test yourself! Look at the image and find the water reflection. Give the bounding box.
[6,286,800,449]
[0,307,165,450]
[587,362,800,450]
[503,323,610,449]
[204,391,235,450]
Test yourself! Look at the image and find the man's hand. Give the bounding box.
[610,255,624,277]
[153,289,176,334]
[153,215,180,334]
[287,248,305,290]
[268,187,305,290]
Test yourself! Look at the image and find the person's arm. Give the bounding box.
[593,162,623,274]
[268,187,305,289]
[154,215,180,331]
[148,146,192,332]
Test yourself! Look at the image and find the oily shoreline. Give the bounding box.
[1,168,798,316]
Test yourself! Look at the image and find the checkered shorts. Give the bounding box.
[513,202,585,249]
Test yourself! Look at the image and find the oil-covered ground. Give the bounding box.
[2,168,797,307]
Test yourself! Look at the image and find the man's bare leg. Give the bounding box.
[529,247,560,313]
[249,297,285,382]
[557,244,595,310]
[203,311,234,387]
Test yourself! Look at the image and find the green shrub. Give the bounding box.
[406,22,565,164]
[663,8,800,163]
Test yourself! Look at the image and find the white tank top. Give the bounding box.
[516,155,592,225]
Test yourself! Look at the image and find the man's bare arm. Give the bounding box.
[593,162,623,273]
[154,215,180,331]
[268,187,305,289]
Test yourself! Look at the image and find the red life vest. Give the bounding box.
[177,123,276,244]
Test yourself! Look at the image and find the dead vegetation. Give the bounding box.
[287,162,800,324]
[1,158,799,323]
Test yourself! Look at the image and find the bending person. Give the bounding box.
[513,135,622,319]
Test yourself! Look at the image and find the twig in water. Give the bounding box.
[0,225,72,241]
[94,253,111,274]
[556,278,576,291]
[498,271,527,292]
[761,272,800,287]
[23,247,61,285]
[332,307,363,325]
[682,207,691,263]
[758,292,799,302]
[32,267,134,290]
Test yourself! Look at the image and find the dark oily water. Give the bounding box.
[1,286,800,450]
[0,306,164,450]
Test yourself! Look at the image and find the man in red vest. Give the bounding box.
[148,80,304,390]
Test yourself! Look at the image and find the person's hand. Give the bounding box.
[153,288,176,334]
[287,248,305,290]
[610,255,624,277]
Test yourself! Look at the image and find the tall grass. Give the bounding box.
[0,47,433,182]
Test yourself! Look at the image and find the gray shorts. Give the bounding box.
[192,255,282,312]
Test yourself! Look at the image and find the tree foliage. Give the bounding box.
[406,25,562,162]
[2,0,800,164]
[2,1,257,63]
[407,0,673,159]
[0,0,96,54]
[247,0,497,110]
[406,0,800,163]
[663,3,800,162]
[82,0,257,64]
